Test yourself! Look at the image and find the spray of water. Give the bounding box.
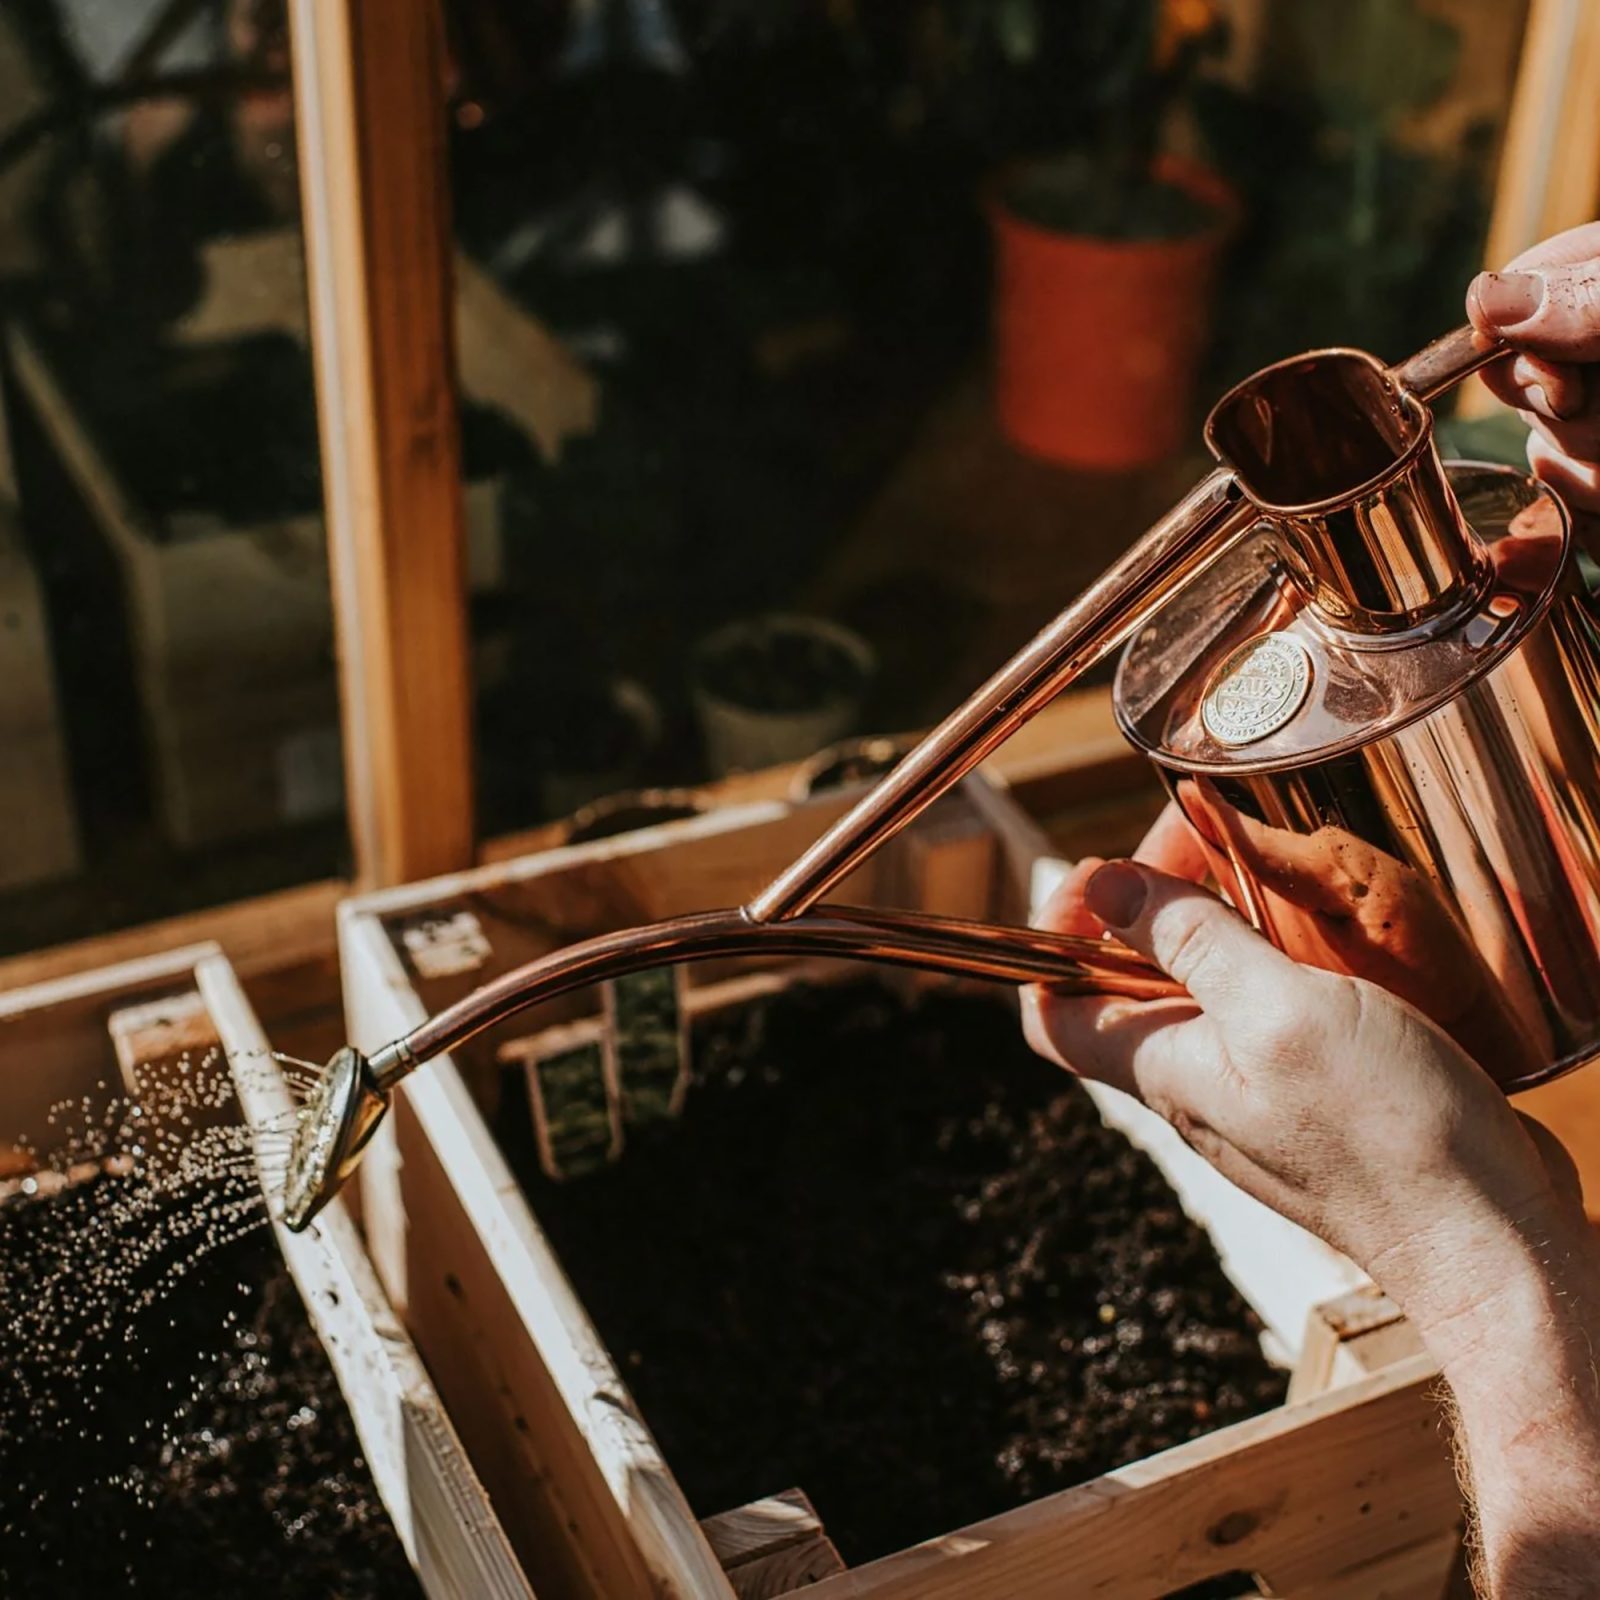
[0,1044,407,1594]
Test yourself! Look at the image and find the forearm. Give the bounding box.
[1392,1210,1600,1597]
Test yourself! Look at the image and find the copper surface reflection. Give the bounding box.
[1160,573,1600,1091]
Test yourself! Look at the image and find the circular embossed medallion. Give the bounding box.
[1201,634,1312,747]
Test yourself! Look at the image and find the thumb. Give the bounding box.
[1468,261,1600,363]
[1085,860,1312,1034]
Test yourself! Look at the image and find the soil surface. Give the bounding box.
[498,981,1288,1572]
[0,1176,422,1598]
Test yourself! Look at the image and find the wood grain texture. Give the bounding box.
[1289,1529,1463,1600]
[702,1489,846,1598]
[1289,1289,1427,1406]
[793,1355,1456,1600]
[288,0,475,885]
[200,955,530,1599]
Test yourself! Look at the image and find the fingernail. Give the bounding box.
[1086,861,1148,930]
[1473,270,1545,326]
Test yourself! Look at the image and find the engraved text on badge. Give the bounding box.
[1201,634,1313,747]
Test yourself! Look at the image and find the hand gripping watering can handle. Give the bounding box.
[1392,324,1505,403]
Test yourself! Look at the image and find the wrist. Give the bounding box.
[1407,1203,1600,1596]
[1368,1186,1597,1374]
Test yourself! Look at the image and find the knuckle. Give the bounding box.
[1158,1098,1225,1162]
[1242,971,1350,1064]
[1156,903,1220,985]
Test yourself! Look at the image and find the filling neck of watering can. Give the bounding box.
[1205,348,1492,636]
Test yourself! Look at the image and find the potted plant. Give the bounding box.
[953,0,1234,469]
[691,613,875,777]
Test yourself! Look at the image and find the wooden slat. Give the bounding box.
[1289,1289,1427,1406]
[199,955,530,1599]
[792,1354,1456,1600]
[1484,0,1600,267]
[1291,1530,1462,1600]
[701,1490,846,1598]
[0,942,224,1151]
[0,945,531,1598]
[287,0,474,885]
[342,903,735,1600]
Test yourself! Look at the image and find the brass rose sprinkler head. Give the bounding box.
[285,324,1517,1232]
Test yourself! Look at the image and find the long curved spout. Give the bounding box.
[282,904,1179,1230]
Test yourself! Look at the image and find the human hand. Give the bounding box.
[1023,845,1583,1347]
[1166,781,1549,1088]
[1467,222,1600,515]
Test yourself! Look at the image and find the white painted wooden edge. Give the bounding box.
[338,901,739,1600]
[197,953,532,1600]
[0,940,224,1022]
[1030,857,1367,1363]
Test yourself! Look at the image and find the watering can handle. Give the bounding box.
[1391,324,1506,404]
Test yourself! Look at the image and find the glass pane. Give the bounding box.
[0,0,347,955]
[443,0,1529,837]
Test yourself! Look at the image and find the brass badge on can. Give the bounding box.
[1201,633,1312,747]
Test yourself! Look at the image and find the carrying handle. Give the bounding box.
[1391,324,1505,403]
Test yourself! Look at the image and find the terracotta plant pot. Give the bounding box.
[989,156,1236,470]
[691,614,875,778]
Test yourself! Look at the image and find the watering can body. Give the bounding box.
[1114,357,1600,1092]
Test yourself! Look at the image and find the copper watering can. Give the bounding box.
[284,323,1600,1230]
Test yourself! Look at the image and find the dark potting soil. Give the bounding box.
[0,1176,422,1599]
[498,981,1287,1571]
[699,623,864,713]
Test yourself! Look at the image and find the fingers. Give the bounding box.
[1527,430,1600,514]
[1477,352,1592,423]
[1021,986,1205,1101]
[1034,855,1108,940]
[1468,259,1600,364]
[1133,801,1212,882]
[1084,860,1311,1035]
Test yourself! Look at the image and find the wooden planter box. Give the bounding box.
[0,942,528,1599]
[338,769,1467,1600]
